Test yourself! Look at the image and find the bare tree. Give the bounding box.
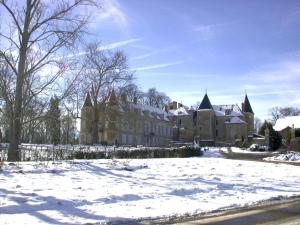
[82,43,133,144]
[118,83,144,103]
[0,0,96,161]
[279,107,300,117]
[269,107,281,123]
[254,117,261,133]
[144,87,171,109]
[269,106,300,124]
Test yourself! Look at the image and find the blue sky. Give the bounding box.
[4,0,300,121]
[87,0,300,121]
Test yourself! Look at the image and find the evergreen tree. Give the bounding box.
[46,96,61,145]
[259,121,282,150]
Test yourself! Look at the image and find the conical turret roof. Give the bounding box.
[107,89,117,106]
[83,92,92,107]
[198,94,213,110]
[243,94,254,114]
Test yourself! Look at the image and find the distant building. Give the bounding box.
[273,115,300,144]
[274,115,300,132]
[80,91,254,146]
[170,94,254,145]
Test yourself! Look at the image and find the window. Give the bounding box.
[216,130,218,137]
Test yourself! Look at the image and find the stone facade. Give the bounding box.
[169,94,254,145]
[80,92,254,146]
[80,91,173,146]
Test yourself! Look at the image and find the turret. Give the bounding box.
[196,93,215,144]
[83,92,92,107]
[80,92,93,144]
[198,93,213,110]
[242,94,254,137]
[106,89,118,145]
[107,89,117,106]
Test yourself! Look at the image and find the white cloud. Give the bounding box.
[61,38,141,59]
[88,0,129,29]
[97,38,141,51]
[193,25,215,40]
[132,61,185,71]
[131,47,174,60]
[192,21,236,40]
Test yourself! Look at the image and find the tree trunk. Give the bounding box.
[7,0,31,161]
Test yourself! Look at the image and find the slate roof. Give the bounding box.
[243,95,254,114]
[198,94,213,110]
[83,92,92,107]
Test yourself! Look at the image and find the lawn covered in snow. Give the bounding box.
[1,149,300,224]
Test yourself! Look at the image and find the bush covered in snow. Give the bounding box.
[264,151,300,162]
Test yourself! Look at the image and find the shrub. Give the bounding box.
[295,128,300,138]
[259,121,282,150]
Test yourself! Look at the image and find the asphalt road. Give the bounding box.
[173,199,300,225]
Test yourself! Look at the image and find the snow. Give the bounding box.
[214,110,225,116]
[130,103,171,121]
[225,116,247,124]
[264,151,300,162]
[220,147,280,155]
[213,104,243,116]
[273,115,300,131]
[169,107,189,116]
[202,147,225,158]
[1,154,300,224]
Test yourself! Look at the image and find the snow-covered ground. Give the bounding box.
[264,151,300,163]
[220,147,280,155]
[1,149,300,224]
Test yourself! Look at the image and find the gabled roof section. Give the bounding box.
[243,94,254,114]
[83,92,92,107]
[198,94,213,110]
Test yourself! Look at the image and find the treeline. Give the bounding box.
[0,1,171,161]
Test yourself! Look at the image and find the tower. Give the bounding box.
[105,89,119,145]
[80,92,93,144]
[242,94,254,137]
[196,93,215,144]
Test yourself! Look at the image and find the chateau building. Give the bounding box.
[80,91,254,146]
[171,94,254,145]
[80,90,173,146]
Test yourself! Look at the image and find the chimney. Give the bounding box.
[173,101,178,109]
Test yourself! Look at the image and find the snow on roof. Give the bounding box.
[214,110,225,116]
[274,116,300,131]
[225,116,247,124]
[129,103,172,121]
[169,106,189,116]
[213,104,243,117]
